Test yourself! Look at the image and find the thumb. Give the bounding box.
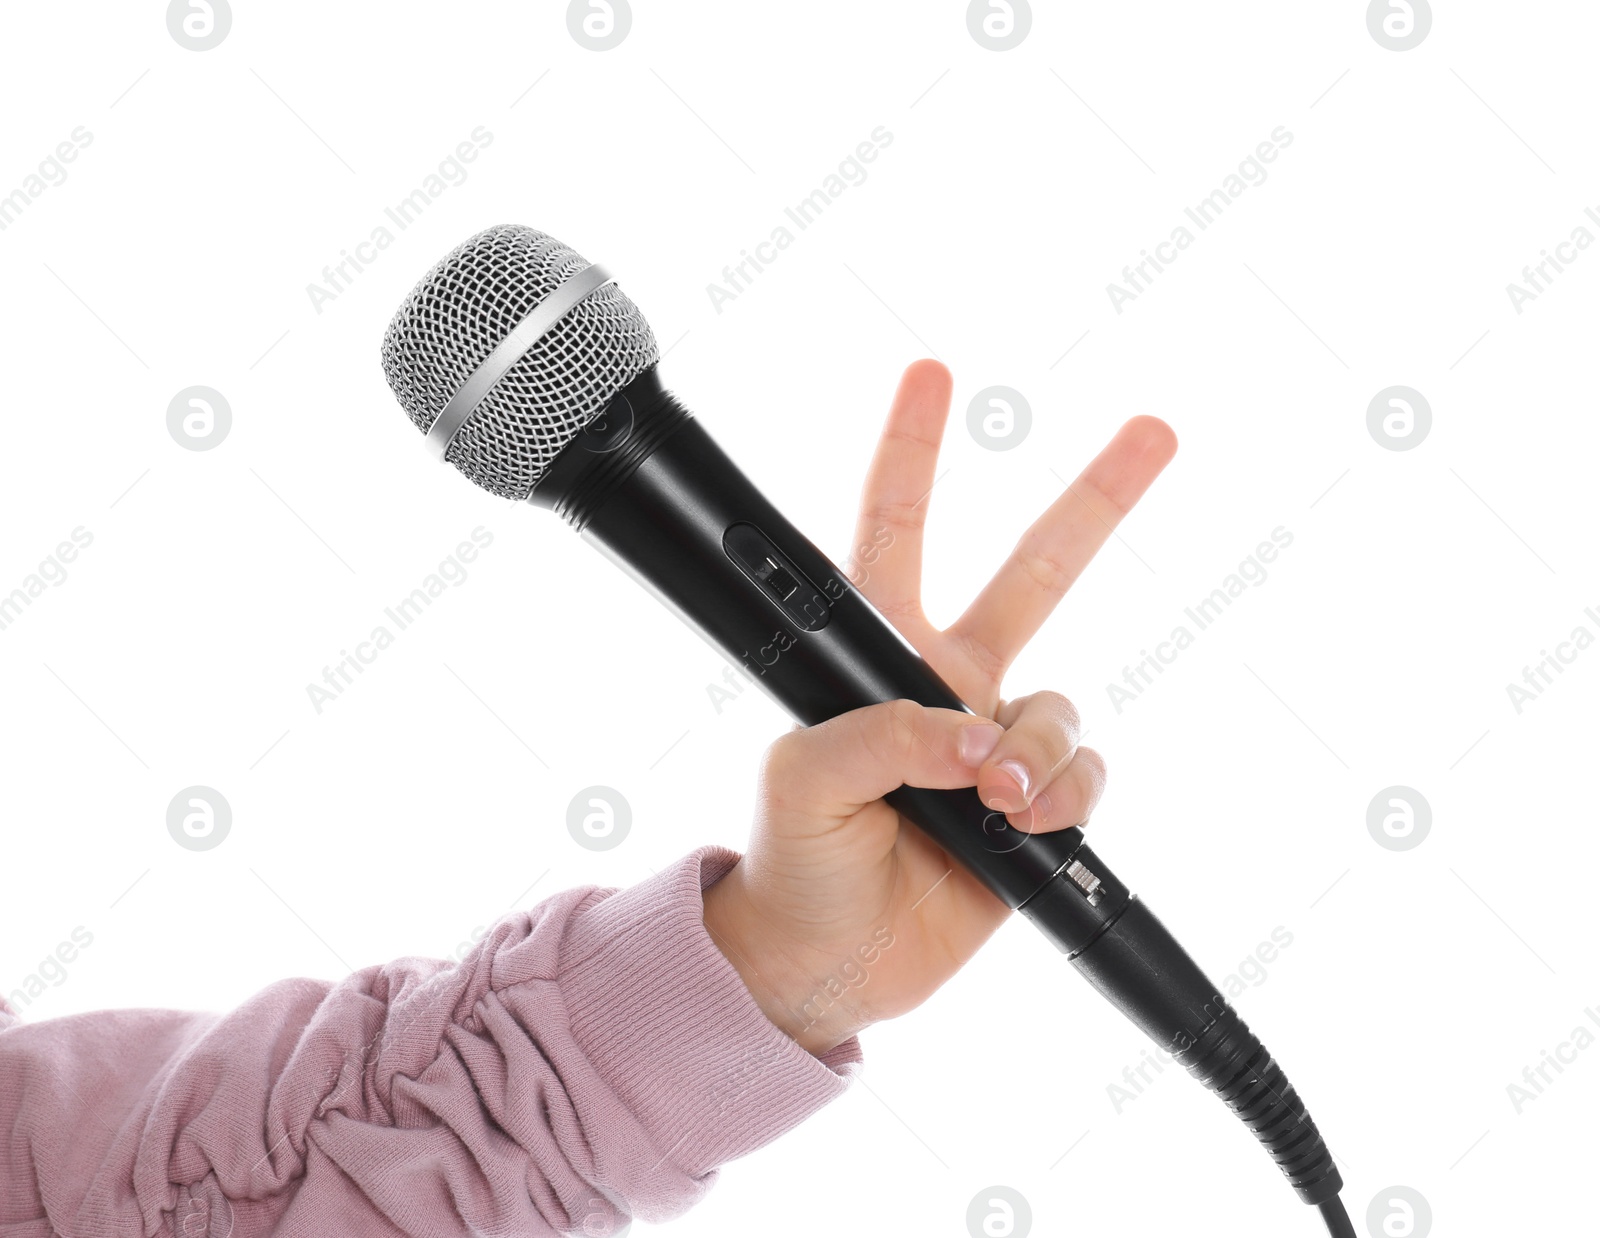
[759,700,1004,820]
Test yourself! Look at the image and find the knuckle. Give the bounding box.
[957,629,1009,680]
[855,700,917,766]
[871,596,926,623]
[1033,690,1082,736]
[760,730,804,782]
[1012,536,1077,598]
[861,500,925,534]
[1006,693,1082,779]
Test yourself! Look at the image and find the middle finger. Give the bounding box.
[974,691,1082,816]
[950,416,1176,676]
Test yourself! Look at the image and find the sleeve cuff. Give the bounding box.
[558,846,862,1176]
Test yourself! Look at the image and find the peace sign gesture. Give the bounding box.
[846,360,1176,718]
[704,360,1178,1054]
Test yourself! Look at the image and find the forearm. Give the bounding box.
[0,848,860,1236]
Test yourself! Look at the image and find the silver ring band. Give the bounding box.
[425,262,616,460]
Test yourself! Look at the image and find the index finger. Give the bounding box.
[847,360,953,621]
[761,700,999,823]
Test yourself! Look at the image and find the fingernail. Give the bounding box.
[997,759,1032,805]
[1030,791,1051,826]
[959,723,1004,766]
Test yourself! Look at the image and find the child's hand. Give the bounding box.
[703,361,1177,1054]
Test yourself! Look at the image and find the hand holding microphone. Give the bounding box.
[704,360,1171,1056]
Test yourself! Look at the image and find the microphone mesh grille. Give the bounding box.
[381,224,659,500]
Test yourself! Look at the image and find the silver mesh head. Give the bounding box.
[381,224,659,500]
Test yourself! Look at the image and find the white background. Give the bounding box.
[2,2,1596,1235]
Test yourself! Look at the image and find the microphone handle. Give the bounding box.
[530,366,1344,1211]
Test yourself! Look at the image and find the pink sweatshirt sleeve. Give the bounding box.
[0,846,861,1237]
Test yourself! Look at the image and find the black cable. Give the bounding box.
[1046,884,1348,1214]
[1318,1196,1358,1238]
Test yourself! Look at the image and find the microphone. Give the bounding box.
[381,225,1355,1236]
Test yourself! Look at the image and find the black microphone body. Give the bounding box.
[530,366,1344,1209]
